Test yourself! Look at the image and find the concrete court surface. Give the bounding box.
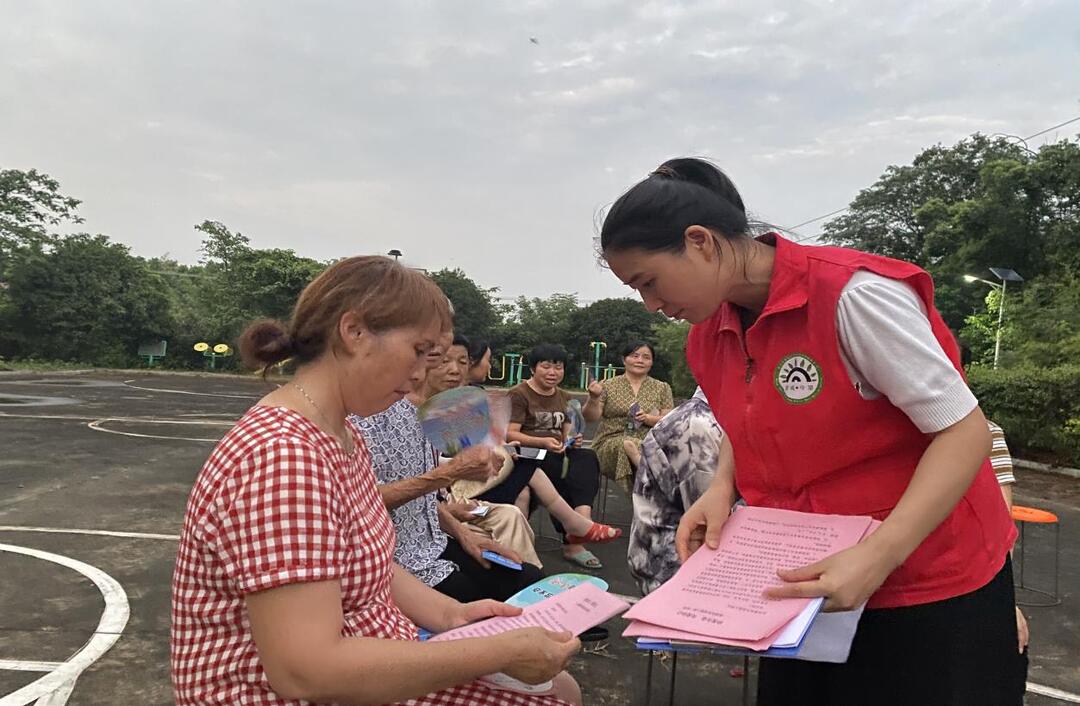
[0,370,1077,705]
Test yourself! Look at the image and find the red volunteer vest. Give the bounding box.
[687,234,1015,609]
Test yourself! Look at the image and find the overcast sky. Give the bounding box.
[2,0,1077,301]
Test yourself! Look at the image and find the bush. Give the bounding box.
[651,320,696,399]
[0,356,90,372]
[968,365,1080,467]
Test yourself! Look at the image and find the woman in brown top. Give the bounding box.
[478,344,620,569]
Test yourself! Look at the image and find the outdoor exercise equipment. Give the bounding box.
[193,342,232,370]
[137,340,167,367]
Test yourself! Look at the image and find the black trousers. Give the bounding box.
[757,556,1028,706]
[432,538,543,603]
[476,447,600,537]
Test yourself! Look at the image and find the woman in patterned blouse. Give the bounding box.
[171,256,581,706]
[583,340,674,492]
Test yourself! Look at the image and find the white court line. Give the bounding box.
[0,526,179,541]
[0,413,103,422]
[0,543,129,706]
[85,416,233,444]
[33,681,76,706]
[0,660,63,672]
[1029,682,1080,703]
[87,417,232,426]
[0,540,1075,702]
[0,413,231,424]
[86,419,221,443]
[122,379,259,399]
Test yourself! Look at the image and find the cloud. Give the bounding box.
[1,0,1077,302]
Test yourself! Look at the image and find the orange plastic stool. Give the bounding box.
[1011,505,1061,607]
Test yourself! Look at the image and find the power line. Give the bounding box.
[781,113,1080,243]
[791,231,825,243]
[787,207,850,231]
[147,269,207,279]
[1024,115,1080,141]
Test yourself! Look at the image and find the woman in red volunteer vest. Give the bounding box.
[599,158,1025,706]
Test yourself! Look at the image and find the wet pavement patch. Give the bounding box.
[5,379,124,388]
[0,393,81,407]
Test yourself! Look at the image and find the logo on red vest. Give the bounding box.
[774,353,822,404]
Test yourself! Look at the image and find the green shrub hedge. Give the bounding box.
[968,365,1080,467]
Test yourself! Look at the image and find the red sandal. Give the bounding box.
[565,522,622,545]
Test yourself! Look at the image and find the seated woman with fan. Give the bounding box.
[477,344,621,570]
[351,332,543,602]
[432,337,622,563]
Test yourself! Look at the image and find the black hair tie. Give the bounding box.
[650,165,680,179]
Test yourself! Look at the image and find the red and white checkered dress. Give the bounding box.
[171,405,571,706]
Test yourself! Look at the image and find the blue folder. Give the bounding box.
[634,604,865,664]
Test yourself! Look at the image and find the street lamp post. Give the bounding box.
[963,267,1024,369]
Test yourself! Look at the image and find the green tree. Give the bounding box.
[193,220,324,345]
[821,135,1029,265]
[565,298,669,380]
[821,135,1034,327]
[497,293,581,361]
[138,232,324,370]
[430,268,501,340]
[823,134,1080,336]
[197,219,250,273]
[142,256,213,369]
[959,287,1005,367]
[0,169,84,325]
[193,220,253,340]
[964,274,1080,369]
[0,168,83,255]
[231,248,326,322]
[0,234,171,365]
[651,319,695,398]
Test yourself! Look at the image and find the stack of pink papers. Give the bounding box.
[623,506,877,651]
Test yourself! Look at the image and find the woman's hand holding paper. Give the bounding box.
[766,540,897,612]
[675,483,734,563]
[496,628,581,685]
[445,599,523,631]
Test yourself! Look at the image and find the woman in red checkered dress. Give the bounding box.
[171,257,581,706]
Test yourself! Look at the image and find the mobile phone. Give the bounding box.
[469,505,491,517]
[481,550,523,570]
[515,446,547,460]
